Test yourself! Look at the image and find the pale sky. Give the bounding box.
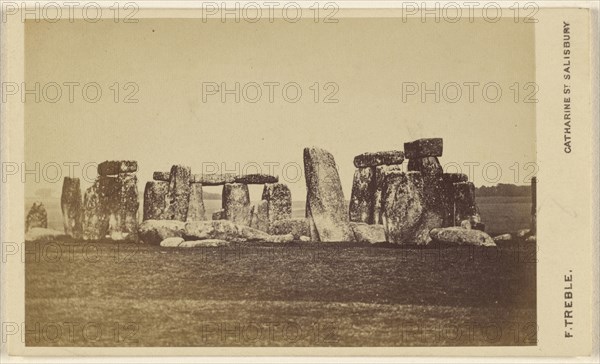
[25,17,535,202]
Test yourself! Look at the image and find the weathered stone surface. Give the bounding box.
[303,147,355,242]
[412,211,445,245]
[373,164,403,225]
[25,228,66,242]
[381,171,425,244]
[191,173,237,185]
[306,201,319,242]
[98,160,137,176]
[269,218,310,239]
[349,167,376,224]
[186,183,206,221]
[453,182,479,225]
[60,177,83,238]
[165,165,191,221]
[138,220,186,245]
[350,222,386,244]
[235,174,278,185]
[265,233,294,243]
[113,173,139,241]
[493,233,512,241]
[82,179,113,240]
[160,237,184,247]
[525,235,536,243]
[404,138,443,159]
[153,171,170,181]
[299,235,311,242]
[429,227,496,247]
[517,228,531,238]
[212,209,225,220]
[407,157,443,176]
[143,181,169,220]
[442,173,468,184]
[26,202,47,232]
[353,151,405,168]
[249,200,269,232]
[439,173,469,227]
[179,239,231,248]
[222,183,251,226]
[262,183,292,224]
[184,220,291,243]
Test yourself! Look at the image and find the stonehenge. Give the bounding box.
[55,138,498,247]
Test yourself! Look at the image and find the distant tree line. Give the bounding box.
[475,183,532,197]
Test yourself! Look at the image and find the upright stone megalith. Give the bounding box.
[143,181,169,220]
[165,165,191,221]
[115,173,139,241]
[26,202,47,232]
[453,181,479,225]
[222,183,251,226]
[61,177,83,238]
[303,147,354,242]
[381,171,425,244]
[373,164,403,225]
[187,183,206,221]
[348,166,376,224]
[261,183,292,224]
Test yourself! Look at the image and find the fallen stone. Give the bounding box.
[249,200,269,232]
[299,235,311,242]
[373,164,403,224]
[186,183,206,221]
[493,233,513,241]
[61,177,83,238]
[164,165,192,221]
[353,151,405,168]
[235,174,278,185]
[265,233,294,243]
[185,220,292,243]
[304,147,355,242]
[381,171,425,244]
[269,218,310,239]
[350,222,386,244]
[98,160,137,176]
[429,227,496,247]
[262,183,292,224]
[222,183,251,226]
[26,202,47,232]
[517,228,531,238]
[179,239,231,248]
[25,228,66,242]
[143,181,169,220]
[153,171,170,181]
[349,167,376,224]
[404,138,443,159]
[191,173,237,185]
[159,237,184,247]
[138,220,186,245]
[525,235,536,243]
[212,209,225,220]
[407,157,443,176]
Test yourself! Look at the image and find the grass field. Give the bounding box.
[25,239,536,347]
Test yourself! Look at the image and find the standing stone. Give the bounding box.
[453,182,479,225]
[381,171,425,244]
[98,160,138,176]
[143,181,169,220]
[404,138,443,159]
[187,183,206,221]
[261,183,292,225]
[249,200,269,232]
[114,173,139,241]
[25,202,47,232]
[60,177,82,238]
[438,173,468,226]
[348,167,376,224]
[98,176,120,240]
[407,157,443,176]
[353,151,405,168]
[165,165,191,221]
[306,200,319,242]
[303,147,354,242]
[82,183,108,240]
[373,164,403,224]
[222,183,251,226]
